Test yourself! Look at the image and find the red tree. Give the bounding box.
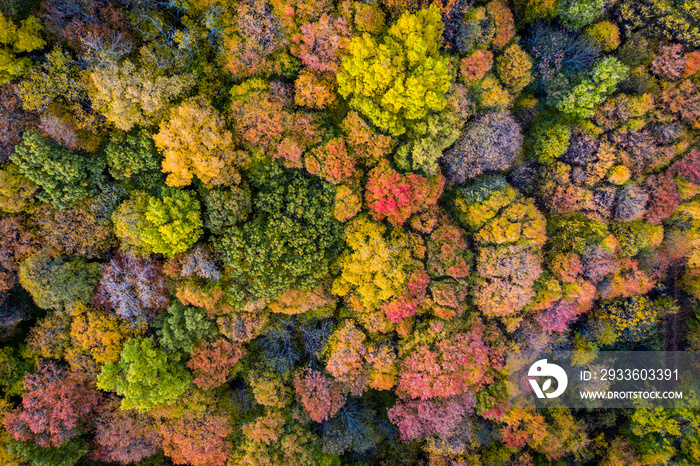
[365,160,445,226]
[92,398,162,464]
[387,392,476,442]
[535,281,596,334]
[397,320,494,400]
[645,172,682,225]
[160,412,233,466]
[291,14,352,73]
[381,268,429,324]
[304,137,356,184]
[4,362,100,447]
[186,339,246,390]
[293,368,346,422]
[426,223,471,279]
[670,149,700,186]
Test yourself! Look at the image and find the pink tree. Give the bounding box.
[4,362,101,447]
[293,368,346,422]
[387,392,476,442]
[397,320,494,400]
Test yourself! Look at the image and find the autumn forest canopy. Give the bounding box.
[1,0,700,464]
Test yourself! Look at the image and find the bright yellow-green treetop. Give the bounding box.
[0,13,45,85]
[154,96,248,188]
[336,5,452,136]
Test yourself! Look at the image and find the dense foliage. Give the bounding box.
[0,0,699,465]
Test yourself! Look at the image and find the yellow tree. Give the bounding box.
[69,303,140,366]
[154,96,248,188]
[89,60,194,131]
[336,5,451,136]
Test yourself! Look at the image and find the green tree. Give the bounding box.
[114,188,203,257]
[97,336,191,412]
[157,302,217,353]
[202,184,252,235]
[18,251,102,313]
[337,5,451,136]
[10,131,103,210]
[558,0,604,30]
[0,13,45,85]
[17,48,83,113]
[215,164,342,308]
[104,129,163,191]
[557,57,629,118]
[6,438,87,466]
[0,346,32,399]
[141,187,203,257]
[527,117,571,165]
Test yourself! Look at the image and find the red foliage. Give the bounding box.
[487,0,515,49]
[4,362,100,447]
[684,51,700,77]
[241,410,285,444]
[305,137,356,184]
[651,44,686,81]
[461,50,493,84]
[160,412,233,466]
[276,137,304,168]
[645,172,683,225]
[231,82,289,153]
[429,279,469,320]
[397,321,493,400]
[597,258,655,300]
[39,0,134,53]
[186,339,246,390]
[231,81,324,159]
[387,392,475,442]
[539,177,589,214]
[291,14,352,73]
[381,268,429,324]
[365,160,445,226]
[549,253,582,284]
[0,217,39,293]
[426,223,471,279]
[293,368,346,422]
[92,398,162,464]
[659,79,700,126]
[342,111,394,166]
[535,281,596,334]
[670,149,700,186]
